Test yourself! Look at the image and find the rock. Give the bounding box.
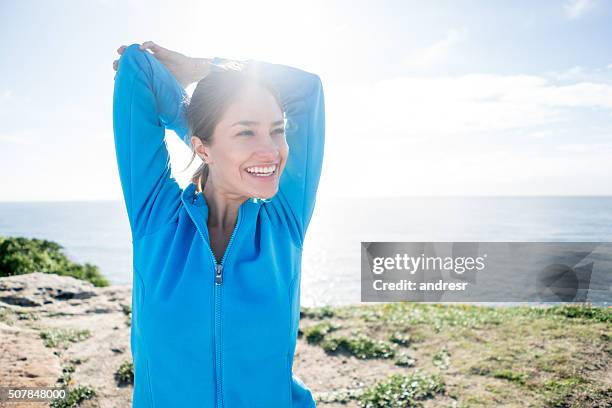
[0,273,98,307]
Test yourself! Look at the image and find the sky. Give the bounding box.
[1,0,612,201]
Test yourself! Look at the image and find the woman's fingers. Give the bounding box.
[113,41,167,76]
[140,41,161,54]
[114,45,126,76]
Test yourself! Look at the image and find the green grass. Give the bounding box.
[49,385,96,408]
[51,361,96,407]
[388,331,411,346]
[537,304,611,323]
[299,302,611,406]
[303,321,340,344]
[432,347,451,370]
[15,309,39,320]
[115,360,134,386]
[394,351,416,367]
[40,328,91,348]
[352,302,611,332]
[490,369,529,386]
[321,333,396,359]
[358,371,445,408]
[121,304,132,327]
[301,305,336,319]
[58,364,76,386]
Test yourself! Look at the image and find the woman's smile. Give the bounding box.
[244,163,279,180]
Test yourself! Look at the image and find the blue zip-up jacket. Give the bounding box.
[113,44,325,407]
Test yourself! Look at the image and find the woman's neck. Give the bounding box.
[202,179,246,232]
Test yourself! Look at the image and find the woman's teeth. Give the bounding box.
[246,164,277,177]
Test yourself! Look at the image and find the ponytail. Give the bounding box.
[182,148,210,193]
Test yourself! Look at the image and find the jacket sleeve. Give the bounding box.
[246,61,325,248]
[113,44,191,241]
[288,273,317,407]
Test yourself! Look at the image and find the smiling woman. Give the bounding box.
[183,63,289,199]
[112,41,325,408]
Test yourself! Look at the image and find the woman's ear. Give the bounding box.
[191,135,211,164]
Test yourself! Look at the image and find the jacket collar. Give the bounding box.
[180,182,262,243]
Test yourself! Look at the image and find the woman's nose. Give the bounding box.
[254,136,282,157]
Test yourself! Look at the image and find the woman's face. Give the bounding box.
[198,84,288,200]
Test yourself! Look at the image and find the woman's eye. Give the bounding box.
[237,129,284,136]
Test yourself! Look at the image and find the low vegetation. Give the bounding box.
[0,235,109,287]
[115,360,134,386]
[321,333,397,359]
[49,385,96,408]
[40,328,91,349]
[302,302,611,407]
[359,371,445,407]
[51,358,96,408]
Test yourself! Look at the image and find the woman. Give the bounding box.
[112,41,325,407]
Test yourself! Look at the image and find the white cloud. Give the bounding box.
[335,23,349,33]
[546,65,612,83]
[547,65,586,81]
[556,142,612,153]
[0,131,33,145]
[402,28,467,70]
[327,73,612,140]
[564,0,597,19]
[321,69,612,195]
[527,129,555,139]
[321,135,612,196]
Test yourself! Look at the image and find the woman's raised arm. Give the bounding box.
[113,43,190,240]
[244,59,325,249]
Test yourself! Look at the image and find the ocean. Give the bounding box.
[1,196,611,307]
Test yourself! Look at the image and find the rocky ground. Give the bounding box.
[0,273,132,407]
[1,273,610,408]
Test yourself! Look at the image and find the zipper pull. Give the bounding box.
[215,264,223,285]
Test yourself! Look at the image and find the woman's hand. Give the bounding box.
[113,41,209,88]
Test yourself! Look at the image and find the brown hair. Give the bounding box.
[181,62,283,193]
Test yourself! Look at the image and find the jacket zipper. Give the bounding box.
[212,207,243,408]
[184,192,244,408]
